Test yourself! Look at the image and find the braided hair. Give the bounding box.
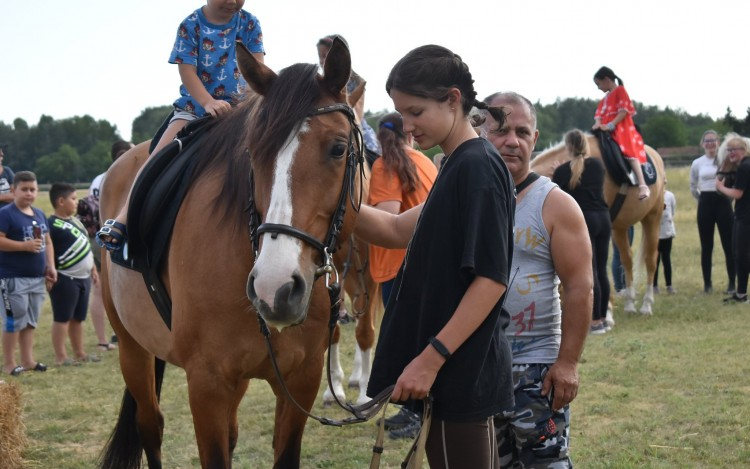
[386,45,506,130]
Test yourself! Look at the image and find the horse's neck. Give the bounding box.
[532,146,571,178]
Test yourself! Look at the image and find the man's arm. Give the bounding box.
[542,189,593,411]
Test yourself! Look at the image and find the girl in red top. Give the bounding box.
[592,66,650,200]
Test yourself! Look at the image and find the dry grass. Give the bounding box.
[0,381,27,469]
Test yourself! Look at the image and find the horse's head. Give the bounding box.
[239,37,365,330]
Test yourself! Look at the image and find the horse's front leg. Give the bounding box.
[612,228,637,313]
[186,367,247,469]
[639,211,662,315]
[322,325,346,407]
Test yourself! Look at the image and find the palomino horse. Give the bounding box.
[531,133,665,314]
[324,236,383,406]
[98,38,367,469]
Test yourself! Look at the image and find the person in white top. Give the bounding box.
[88,140,133,350]
[654,187,676,294]
[689,130,735,294]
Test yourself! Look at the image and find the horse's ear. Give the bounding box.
[349,79,366,108]
[236,41,276,96]
[321,36,352,97]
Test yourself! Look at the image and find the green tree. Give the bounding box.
[79,140,112,182]
[640,115,687,148]
[131,105,173,144]
[34,144,82,183]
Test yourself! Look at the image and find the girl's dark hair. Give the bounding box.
[110,140,132,162]
[386,45,506,129]
[593,66,623,86]
[377,112,419,193]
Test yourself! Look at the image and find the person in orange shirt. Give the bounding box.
[369,112,437,305]
[367,112,437,439]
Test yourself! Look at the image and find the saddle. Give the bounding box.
[111,116,216,328]
[594,130,657,220]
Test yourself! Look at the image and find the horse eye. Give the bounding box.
[330,142,347,159]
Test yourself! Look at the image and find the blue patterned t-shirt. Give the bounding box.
[168,8,265,117]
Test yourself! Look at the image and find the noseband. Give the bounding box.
[248,102,364,277]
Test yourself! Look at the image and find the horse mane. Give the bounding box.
[186,62,323,232]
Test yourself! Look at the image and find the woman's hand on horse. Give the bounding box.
[204,99,232,117]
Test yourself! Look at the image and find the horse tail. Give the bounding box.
[97,358,167,469]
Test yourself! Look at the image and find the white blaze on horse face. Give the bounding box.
[252,123,313,309]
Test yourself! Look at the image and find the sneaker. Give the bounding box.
[722,293,748,304]
[589,322,607,335]
[704,285,713,294]
[725,285,736,295]
[666,286,676,295]
[653,286,660,294]
[377,407,419,430]
[388,420,421,440]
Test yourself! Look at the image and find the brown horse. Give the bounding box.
[98,38,367,469]
[324,235,383,406]
[531,133,665,314]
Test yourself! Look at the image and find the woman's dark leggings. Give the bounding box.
[697,192,734,289]
[584,210,611,321]
[654,238,673,287]
[733,220,750,295]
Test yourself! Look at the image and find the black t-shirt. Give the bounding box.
[552,158,609,212]
[366,138,515,422]
[734,157,750,222]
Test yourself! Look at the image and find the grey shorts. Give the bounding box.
[170,108,198,124]
[1,277,46,332]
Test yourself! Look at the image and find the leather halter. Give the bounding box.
[248,102,365,278]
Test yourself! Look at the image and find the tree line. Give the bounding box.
[3,100,750,184]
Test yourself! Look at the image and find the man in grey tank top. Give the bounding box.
[482,92,593,469]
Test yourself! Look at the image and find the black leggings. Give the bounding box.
[654,237,673,287]
[697,192,734,288]
[584,210,611,321]
[733,220,750,295]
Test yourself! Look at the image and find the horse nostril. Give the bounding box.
[275,272,306,306]
[246,273,258,301]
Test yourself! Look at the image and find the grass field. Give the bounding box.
[4,166,750,468]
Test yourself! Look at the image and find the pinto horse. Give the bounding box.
[324,236,383,406]
[531,133,665,314]
[97,38,367,469]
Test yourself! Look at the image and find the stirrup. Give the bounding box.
[96,219,127,251]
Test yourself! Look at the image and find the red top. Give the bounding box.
[595,85,647,163]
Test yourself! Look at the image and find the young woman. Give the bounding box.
[716,133,750,303]
[354,44,515,469]
[690,130,735,294]
[592,66,650,201]
[552,129,611,334]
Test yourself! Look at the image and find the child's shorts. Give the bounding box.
[49,274,91,323]
[1,277,45,332]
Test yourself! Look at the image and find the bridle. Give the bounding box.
[248,102,365,279]
[247,101,431,468]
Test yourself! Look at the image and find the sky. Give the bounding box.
[2,0,749,144]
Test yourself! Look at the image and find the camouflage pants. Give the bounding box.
[493,364,572,469]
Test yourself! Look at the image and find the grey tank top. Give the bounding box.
[505,176,562,364]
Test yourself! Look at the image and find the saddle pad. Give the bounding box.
[595,130,657,186]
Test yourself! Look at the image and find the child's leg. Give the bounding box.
[99,118,190,249]
[2,331,19,373]
[90,278,109,345]
[19,327,36,369]
[626,157,650,200]
[52,321,70,363]
[69,320,86,359]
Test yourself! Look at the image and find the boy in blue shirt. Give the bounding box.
[0,171,56,376]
